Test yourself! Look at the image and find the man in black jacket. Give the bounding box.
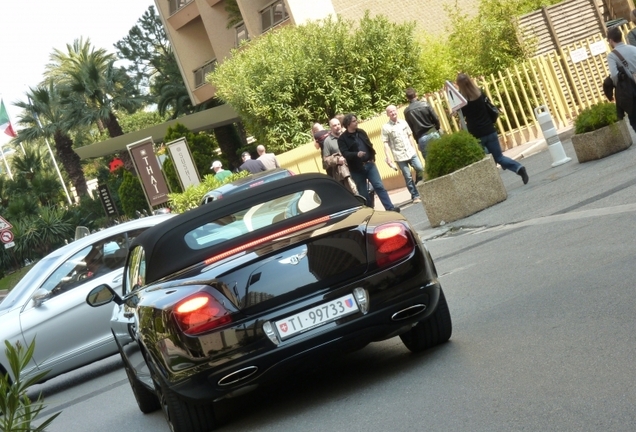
[338,113,399,212]
[403,87,442,162]
[239,151,266,174]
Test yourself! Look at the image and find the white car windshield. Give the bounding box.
[0,256,57,311]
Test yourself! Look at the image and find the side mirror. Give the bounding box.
[32,288,51,307]
[86,284,123,307]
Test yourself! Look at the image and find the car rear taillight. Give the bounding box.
[173,293,232,335]
[372,223,415,267]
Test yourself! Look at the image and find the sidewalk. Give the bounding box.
[378,124,636,242]
[382,128,569,210]
[0,289,7,303]
[407,122,636,241]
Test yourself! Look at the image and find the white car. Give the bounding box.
[0,214,174,383]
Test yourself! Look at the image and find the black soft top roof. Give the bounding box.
[132,173,361,283]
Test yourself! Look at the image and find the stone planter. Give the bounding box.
[417,156,507,227]
[571,118,632,163]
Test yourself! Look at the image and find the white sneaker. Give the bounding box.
[412,198,422,204]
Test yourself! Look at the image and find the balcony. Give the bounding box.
[194,60,217,88]
[169,0,194,15]
[261,0,289,33]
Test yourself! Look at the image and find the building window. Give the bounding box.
[236,22,249,47]
[261,0,288,33]
[169,0,193,15]
[194,60,217,88]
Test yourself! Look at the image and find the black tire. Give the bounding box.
[400,288,452,353]
[124,366,161,414]
[150,365,216,432]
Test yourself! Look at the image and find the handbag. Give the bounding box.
[612,50,636,83]
[484,94,500,123]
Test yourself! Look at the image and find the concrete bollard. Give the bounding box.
[534,106,571,167]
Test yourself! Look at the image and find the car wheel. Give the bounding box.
[400,288,452,353]
[150,363,216,432]
[124,365,161,414]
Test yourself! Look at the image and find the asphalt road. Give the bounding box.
[31,132,636,431]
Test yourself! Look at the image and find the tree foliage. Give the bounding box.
[446,0,562,76]
[118,170,148,217]
[115,6,203,119]
[14,84,89,197]
[210,13,424,153]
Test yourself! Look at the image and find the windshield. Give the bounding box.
[185,190,321,250]
[0,256,57,311]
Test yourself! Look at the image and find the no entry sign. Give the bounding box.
[1,230,14,244]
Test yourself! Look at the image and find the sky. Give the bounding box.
[0,0,155,141]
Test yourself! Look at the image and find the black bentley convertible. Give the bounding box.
[87,173,452,432]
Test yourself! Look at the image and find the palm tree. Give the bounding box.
[13,85,89,197]
[46,38,146,170]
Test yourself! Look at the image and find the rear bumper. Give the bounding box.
[159,251,442,402]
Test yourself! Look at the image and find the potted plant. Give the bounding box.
[571,102,632,163]
[416,130,507,227]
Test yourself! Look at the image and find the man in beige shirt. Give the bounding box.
[381,105,424,203]
[256,145,281,170]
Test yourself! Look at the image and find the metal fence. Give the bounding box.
[278,27,623,190]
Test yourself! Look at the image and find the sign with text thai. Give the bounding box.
[127,137,170,208]
[166,137,201,190]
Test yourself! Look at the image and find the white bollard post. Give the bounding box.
[534,106,571,167]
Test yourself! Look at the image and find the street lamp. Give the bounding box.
[27,96,73,206]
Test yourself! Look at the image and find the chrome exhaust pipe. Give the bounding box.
[391,304,426,321]
[218,366,259,386]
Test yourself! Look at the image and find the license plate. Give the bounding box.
[275,294,359,340]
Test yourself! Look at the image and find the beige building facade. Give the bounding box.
[154,0,478,106]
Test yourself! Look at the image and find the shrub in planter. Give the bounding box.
[417,130,506,227]
[573,102,618,134]
[425,130,485,180]
[571,102,632,163]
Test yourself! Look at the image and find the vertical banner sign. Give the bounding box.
[97,184,119,217]
[127,137,170,208]
[166,137,201,190]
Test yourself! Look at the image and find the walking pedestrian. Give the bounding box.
[315,117,357,194]
[239,151,266,174]
[628,10,636,46]
[256,145,280,170]
[403,87,442,162]
[210,160,232,182]
[381,105,424,203]
[606,26,636,132]
[338,113,399,211]
[455,73,529,184]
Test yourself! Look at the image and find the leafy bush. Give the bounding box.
[168,171,248,213]
[210,13,424,152]
[573,102,618,134]
[425,131,485,180]
[0,339,60,431]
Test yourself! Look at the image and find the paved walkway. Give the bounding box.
[379,127,573,210]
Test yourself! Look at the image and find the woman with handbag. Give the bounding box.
[456,72,529,185]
